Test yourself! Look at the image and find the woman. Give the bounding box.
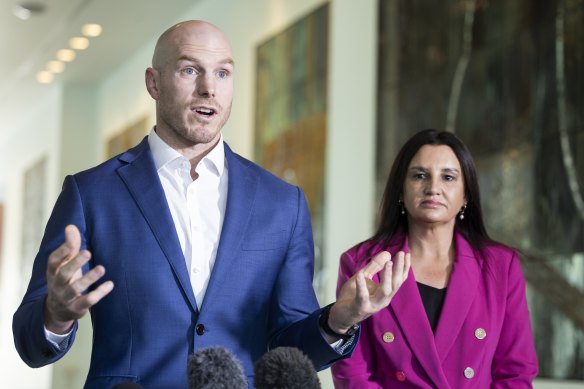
[331,129,538,388]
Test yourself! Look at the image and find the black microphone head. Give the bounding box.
[187,346,248,389]
[110,383,144,389]
[254,347,321,389]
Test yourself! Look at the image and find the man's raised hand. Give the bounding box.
[44,225,114,334]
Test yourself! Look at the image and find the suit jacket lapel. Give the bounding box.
[434,232,480,361]
[200,144,258,313]
[116,138,198,313]
[388,237,452,388]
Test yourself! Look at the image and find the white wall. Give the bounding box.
[0,84,63,389]
[97,41,156,147]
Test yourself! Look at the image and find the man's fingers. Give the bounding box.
[55,250,92,286]
[354,271,369,304]
[65,265,107,301]
[362,251,391,278]
[47,243,75,274]
[379,259,394,297]
[364,277,378,295]
[390,252,406,294]
[72,281,114,313]
[344,251,411,324]
[403,253,411,280]
[374,251,410,301]
[44,225,112,325]
[64,224,82,253]
[47,267,112,322]
[47,225,82,274]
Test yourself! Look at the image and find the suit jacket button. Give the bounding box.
[382,332,395,343]
[475,327,486,340]
[396,371,406,382]
[464,367,475,379]
[195,324,206,336]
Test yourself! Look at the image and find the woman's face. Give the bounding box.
[402,145,466,227]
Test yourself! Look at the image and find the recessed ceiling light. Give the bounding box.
[47,60,65,73]
[13,5,31,20]
[69,37,90,50]
[82,23,102,37]
[13,2,46,21]
[36,70,54,84]
[57,49,76,62]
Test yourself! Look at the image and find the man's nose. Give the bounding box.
[196,74,215,97]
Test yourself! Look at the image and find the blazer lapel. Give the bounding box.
[116,138,198,313]
[200,144,258,313]
[389,253,452,388]
[434,232,480,361]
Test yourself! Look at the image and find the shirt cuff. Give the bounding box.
[44,325,73,351]
[319,326,347,353]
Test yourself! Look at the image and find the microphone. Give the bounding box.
[254,347,321,389]
[187,346,247,389]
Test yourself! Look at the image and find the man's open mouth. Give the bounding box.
[194,107,216,116]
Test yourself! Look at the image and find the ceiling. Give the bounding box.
[0,0,195,100]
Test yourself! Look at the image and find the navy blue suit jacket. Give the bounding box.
[13,138,353,388]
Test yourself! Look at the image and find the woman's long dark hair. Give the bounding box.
[372,129,495,252]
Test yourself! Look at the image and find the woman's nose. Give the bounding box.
[424,177,440,195]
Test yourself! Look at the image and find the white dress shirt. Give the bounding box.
[148,128,228,307]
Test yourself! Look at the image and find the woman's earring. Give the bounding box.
[459,204,467,220]
[399,200,405,215]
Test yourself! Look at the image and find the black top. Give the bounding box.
[417,282,447,333]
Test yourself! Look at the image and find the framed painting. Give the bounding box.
[254,4,329,292]
[106,116,149,159]
[20,156,47,295]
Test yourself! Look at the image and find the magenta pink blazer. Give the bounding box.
[331,231,538,388]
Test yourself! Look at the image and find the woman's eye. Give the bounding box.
[443,175,455,181]
[414,173,426,180]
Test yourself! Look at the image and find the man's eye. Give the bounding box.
[182,68,195,75]
[217,70,228,79]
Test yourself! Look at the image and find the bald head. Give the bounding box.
[152,20,233,69]
[145,19,234,154]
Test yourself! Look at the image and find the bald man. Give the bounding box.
[13,21,409,388]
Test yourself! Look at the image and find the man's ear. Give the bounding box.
[145,67,160,100]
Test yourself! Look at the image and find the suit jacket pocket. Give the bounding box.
[85,374,139,389]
